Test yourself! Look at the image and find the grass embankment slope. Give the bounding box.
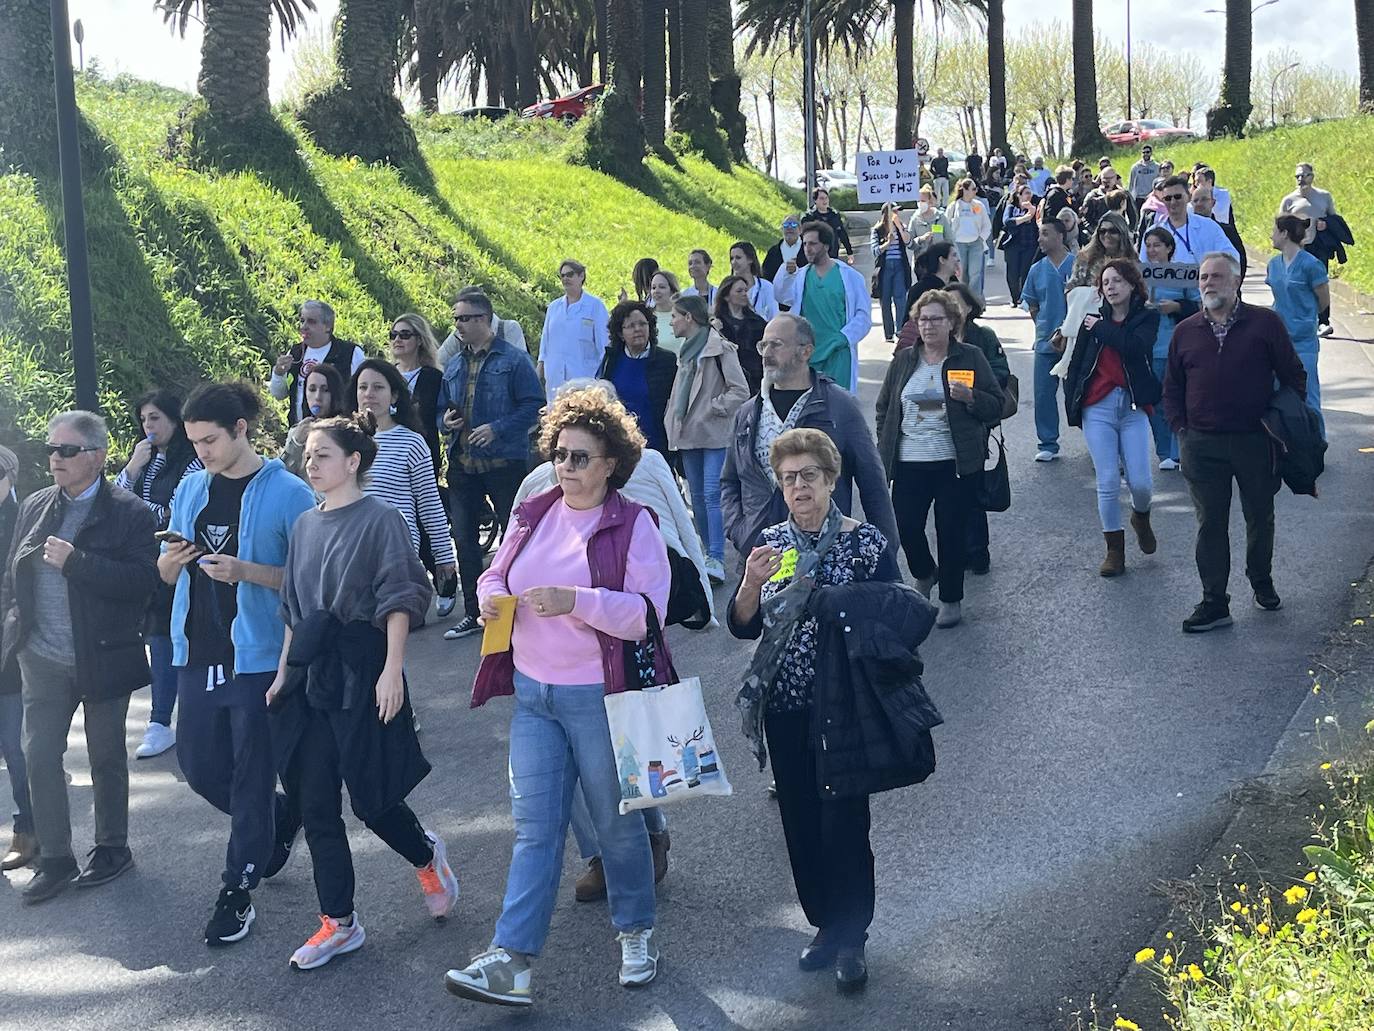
[0,75,797,465]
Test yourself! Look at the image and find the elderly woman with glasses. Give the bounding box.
[446,387,672,1007]
[729,427,930,996]
[875,291,1004,629]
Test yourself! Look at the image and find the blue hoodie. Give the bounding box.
[165,458,315,674]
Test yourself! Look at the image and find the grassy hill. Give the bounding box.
[0,74,799,469]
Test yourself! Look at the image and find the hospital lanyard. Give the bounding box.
[1166,216,1193,257]
[749,279,762,307]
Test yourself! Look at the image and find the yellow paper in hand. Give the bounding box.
[480,595,518,656]
[769,548,800,583]
[947,369,975,390]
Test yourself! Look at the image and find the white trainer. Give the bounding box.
[1034,450,1059,463]
[618,928,660,987]
[1158,458,1179,471]
[289,913,366,970]
[135,722,176,759]
[445,948,534,1007]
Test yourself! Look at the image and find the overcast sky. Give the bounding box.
[68,0,1359,103]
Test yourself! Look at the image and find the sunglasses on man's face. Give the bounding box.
[45,443,100,459]
[453,313,486,324]
[388,329,416,340]
[1163,193,1187,202]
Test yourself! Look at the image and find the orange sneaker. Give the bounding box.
[289,913,365,970]
[417,830,459,920]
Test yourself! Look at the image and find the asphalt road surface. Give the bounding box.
[4,249,1373,1031]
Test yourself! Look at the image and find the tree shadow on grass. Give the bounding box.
[638,162,781,246]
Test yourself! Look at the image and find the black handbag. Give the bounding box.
[976,427,1011,513]
[1000,372,1020,420]
[623,595,679,691]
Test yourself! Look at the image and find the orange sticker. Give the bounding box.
[947,369,975,389]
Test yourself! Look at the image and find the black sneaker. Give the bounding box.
[74,845,134,888]
[1182,602,1233,634]
[21,858,79,906]
[263,792,302,880]
[1253,583,1282,611]
[205,887,255,946]
[443,615,482,640]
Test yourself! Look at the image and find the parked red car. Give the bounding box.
[521,84,606,123]
[1102,119,1198,146]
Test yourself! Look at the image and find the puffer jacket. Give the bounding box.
[1064,296,1162,427]
[807,580,942,800]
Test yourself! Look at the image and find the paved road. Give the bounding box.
[5,248,1374,1031]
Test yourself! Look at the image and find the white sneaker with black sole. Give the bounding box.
[618,928,660,987]
[445,948,534,1007]
[444,615,482,640]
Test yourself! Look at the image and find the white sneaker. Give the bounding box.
[436,595,457,618]
[1034,450,1059,463]
[618,928,660,987]
[1318,322,1334,337]
[445,948,534,1007]
[705,558,726,584]
[417,830,460,920]
[289,913,366,970]
[135,722,176,759]
[1158,458,1179,471]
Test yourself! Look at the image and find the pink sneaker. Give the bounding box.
[289,914,365,970]
[417,830,459,920]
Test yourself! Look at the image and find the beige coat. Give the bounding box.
[665,330,750,451]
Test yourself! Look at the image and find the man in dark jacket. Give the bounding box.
[721,314,899,565]
[268,300,365,425]
[1163,253,1307,634]
[0,412,159,903]
[0,444,35,872]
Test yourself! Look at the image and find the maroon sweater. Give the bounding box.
[1162,302,1306,434]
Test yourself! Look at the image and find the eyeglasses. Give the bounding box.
[388,328,416,340]
[45,443,100,459]
[1162,193,1187,202]
[916,315,948,326]
[759,338,796,351]
[453,313,486,324]
[552,448,604,470]
[780,465,824,488]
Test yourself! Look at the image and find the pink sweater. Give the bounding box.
[477,499,670,686]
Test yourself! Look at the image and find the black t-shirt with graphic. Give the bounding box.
[187,469,259,668]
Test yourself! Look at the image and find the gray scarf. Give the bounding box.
[674,326,711,423]
[735,499,844,770]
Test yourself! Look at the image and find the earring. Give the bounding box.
[388,403,398,415]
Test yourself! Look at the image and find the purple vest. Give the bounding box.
[469,486,673,707]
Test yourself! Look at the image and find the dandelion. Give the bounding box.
[1320,762,1332,770]
[1237,883,1248,894]
[1283,885,1308,905]
[1242,905,1251,915]
[1134,947,1156,964]
[1257,922,1270,935]
[1296,908,1317,923]
[1187,964,1204,982]
[1114,1019,1141,1031]
[1165,931,1174,940]
[1305,871,1318,883]
[1161,953,1174,968]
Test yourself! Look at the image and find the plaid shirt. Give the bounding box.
[1203,301,1240,349]
[455,345,514,474]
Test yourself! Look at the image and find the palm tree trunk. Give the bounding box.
[337,0,399,97]
[1070,0,1108,153]
[0,0,59,171]
[1207,0,1253,136]
[200,0,272,122]
[893,0,915,149]
[1357,0,1374,112]
[671,0,720,159]
[986,0,1010,158]
[705,0,744,160]
[641,0,666,145]
[595,0,609,83]
[512,0,537,108]
[666,0,682,99]
[414,0,440,113]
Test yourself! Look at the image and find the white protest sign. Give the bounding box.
[856,149,922,204]
[1141,262,1199,285]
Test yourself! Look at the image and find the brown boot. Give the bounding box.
[1100,530,1126,577]
[574,856,606,902]
[1129,509,1157,554]
[650,830,670,884]
[2,830,37,871]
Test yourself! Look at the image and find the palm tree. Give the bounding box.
[160,0,316,124]
[1356,0,1373,112]
[986,0,1009,158]
[642,0,667,144]
[1069,0,1107,152]
[671,0,724,160]
[705,0,747,160]
[1206,0,1253,136]
[893,0,916,147]
[0,0,57,171]
[412,0,441,112]
[666,0,681,98]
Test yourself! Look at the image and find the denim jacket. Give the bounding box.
[436,337,543,464]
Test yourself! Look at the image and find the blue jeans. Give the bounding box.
[1148,357,1178,463]
[956,241,986,300]
[0,693,31,834]
[1033,351,1061,453]
[570,784,666,861]
[681,448,726,563]
[494,672,655,956]
[1081,387,1153,532]
[1297,348,1326,441]
[147,635,176,727]
[878,259,908,340]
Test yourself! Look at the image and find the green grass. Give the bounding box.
[0,73,795,472]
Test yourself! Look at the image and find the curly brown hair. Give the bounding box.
[536,386,645,490]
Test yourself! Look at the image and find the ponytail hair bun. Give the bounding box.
[308,413,379,479]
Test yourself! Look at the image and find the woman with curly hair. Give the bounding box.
[445,387,672,1008]
[595,300,678,456]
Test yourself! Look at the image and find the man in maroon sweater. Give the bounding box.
[1163,252,1307,634]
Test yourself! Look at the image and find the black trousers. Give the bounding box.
[765,708,874,948]
[449,462,526,617]
[289,706,432,918]
[176,667,277,890]
[892,459,977,603]
[1179,429,1280,606]
[1004,244,1036,306]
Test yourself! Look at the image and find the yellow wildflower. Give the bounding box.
[1231,901,1243,912]
[1237,883,1248,894]
[1321,762,1332,770]
[1188,964,1204,982]
[1115,1019,1141,1031]
[1161,953,1174,968]
[1355,619,1365,626]
[1305,871,1318,883]
[1134,947,1156,964]
[1165,931,1174,940]
[1242,905,1251,915]
[1257,922,1270,935]
[1284,885,1308,905]
[1297,908,1318,924]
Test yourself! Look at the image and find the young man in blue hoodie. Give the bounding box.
[158,382,315,947]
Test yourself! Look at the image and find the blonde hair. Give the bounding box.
[391,312,440,368]
[537,386,645,490]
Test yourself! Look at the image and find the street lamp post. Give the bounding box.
[1271,61,1300,125]
[1126,0,1133,119]
[802,0,817,193]
[72,17,83,73]
[50,0,98,412]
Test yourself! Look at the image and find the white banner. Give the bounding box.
[856,149,923,204]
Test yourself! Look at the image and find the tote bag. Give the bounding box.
[604,600,733,814]
[976,426,1011,513]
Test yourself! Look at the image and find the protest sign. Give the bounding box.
[856,149,922,204]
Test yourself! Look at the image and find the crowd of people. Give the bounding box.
[0,141,1349,1008]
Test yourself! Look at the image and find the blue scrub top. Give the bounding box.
[1148,282,1201,361]
[1021,253,1075,354]
[1266,249,1327,353]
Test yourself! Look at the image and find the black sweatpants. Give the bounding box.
[176,667,277,890]
[449,463,526,618]
[892,459,978,603]
[765,708,874,948]
[289,705,433,918]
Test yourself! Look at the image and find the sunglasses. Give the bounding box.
[388,328,416,340]
[552,448,604,470]
[1163,193,1187,202]
[782,222,800,229]
[453,313,486,324]
[45,443,101,459]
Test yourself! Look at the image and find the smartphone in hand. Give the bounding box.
[154,530,190,546]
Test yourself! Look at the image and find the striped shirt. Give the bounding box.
[365,425,455,565]
[115,451,204,527]
[898,359,957,462]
